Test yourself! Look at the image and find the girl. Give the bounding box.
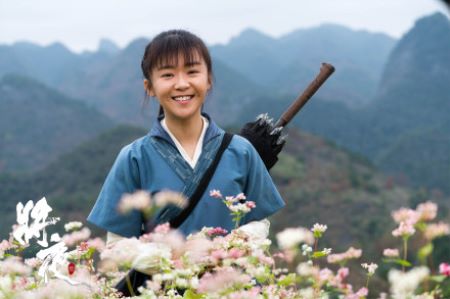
[87,30,285,241]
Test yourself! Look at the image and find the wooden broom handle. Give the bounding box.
[275,63,335,127]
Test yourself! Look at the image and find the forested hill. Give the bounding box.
[0,75,115,173]
[254,12,450,194]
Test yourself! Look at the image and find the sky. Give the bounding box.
[1,0,449,53]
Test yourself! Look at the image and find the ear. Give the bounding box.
[207,75,212,90]
[143,79,155,97]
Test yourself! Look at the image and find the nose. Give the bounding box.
[174,73,189,90]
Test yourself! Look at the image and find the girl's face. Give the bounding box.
[144,51,211,123]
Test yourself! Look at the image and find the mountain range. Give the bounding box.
[0,12,449,195]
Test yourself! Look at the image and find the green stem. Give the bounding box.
[402,237,408,272]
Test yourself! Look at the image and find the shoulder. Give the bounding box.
[117,135,151,159]
[228,134,258,156]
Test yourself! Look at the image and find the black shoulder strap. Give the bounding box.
[169,133,233,229]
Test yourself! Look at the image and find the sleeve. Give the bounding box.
[240,138,286,224]
[87,146,143,238]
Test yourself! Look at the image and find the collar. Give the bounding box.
[148,113,223,147]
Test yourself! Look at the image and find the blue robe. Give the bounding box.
[87,115,285,237]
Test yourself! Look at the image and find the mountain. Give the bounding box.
[0,75,115,173]
[0,125,147,238]
[210,25,396,107]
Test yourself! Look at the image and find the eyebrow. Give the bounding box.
[156,61,202,70]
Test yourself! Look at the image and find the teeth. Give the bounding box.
[173,96,192,101]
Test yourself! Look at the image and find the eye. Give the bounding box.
[188,69,199,75]
[161,72,173,78]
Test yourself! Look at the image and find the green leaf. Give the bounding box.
[183,289,205,299]
[429,275,446,283]
[383,258,412,267]
[312,251,327,258]
[277,273,297,287]
[418,243,433,263]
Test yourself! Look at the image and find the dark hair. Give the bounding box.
[141,29,213,85]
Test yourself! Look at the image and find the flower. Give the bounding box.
[388,267,429,298]
[206,227,229,237]
[209,189,222,198]
[132,243,172,275]
[311,223,327,238]
[392,221,415,238]
[62,227,91,247]
[100,237,142,269]
[238,219,270,240]
[361,262,378,275]
[423,222,450,241]
[439,263,450,276]
[383,248,400,258]
[327,246,362,264]
[64,221,83,232]
[416,201,437,222]
[117,190,152,213]
[392,208,420,225]
[197,268,251,293]
[154,190,188,209]
[276,227,314,250]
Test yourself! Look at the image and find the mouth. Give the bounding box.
[171,95,194,103]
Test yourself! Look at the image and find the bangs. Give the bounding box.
[153,46,201,70]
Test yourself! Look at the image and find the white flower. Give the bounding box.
[322,248,332,255]
[276,227,314,250]
[388,267,429,298]
[132,243,172,275]
[361,262,378,275]
[311,223,327,234]
[64,221,83,232]
[100,237,142,269]
[296,262,316,276]
[238,219,270,240]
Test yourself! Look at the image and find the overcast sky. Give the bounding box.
[1,0,448,53]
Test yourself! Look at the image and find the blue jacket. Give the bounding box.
[87,115,285,237]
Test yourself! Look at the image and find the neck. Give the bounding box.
[164,114,204,145]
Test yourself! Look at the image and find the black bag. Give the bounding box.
[115,133,233,297]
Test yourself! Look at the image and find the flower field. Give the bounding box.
[0,191,449,299]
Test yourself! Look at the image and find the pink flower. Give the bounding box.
[209,189,222,198]
[207,227,228,237]
[228,248,245,259]
[392,221,415,238]
[440,263,450,276]
[211,249,227,261]
[118,190,152,213]
[416,201,437,222]
[337,267,349,280]
[424,222,450,241]
[392,208,420,225]
[78,241,89,252]
[197,268,251,293]
[246,201,256,209]
[383,248,400,258]
[154,223,171,234]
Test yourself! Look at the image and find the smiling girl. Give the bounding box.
[87,30,285,241]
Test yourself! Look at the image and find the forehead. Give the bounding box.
[154,49,205,69]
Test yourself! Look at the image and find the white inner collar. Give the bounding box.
[161,117,209,169]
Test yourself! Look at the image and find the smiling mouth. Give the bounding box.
[172,95,193,102]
